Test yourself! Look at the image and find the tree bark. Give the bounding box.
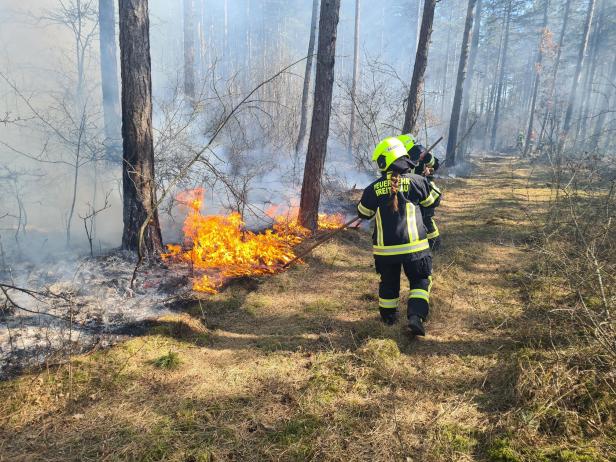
[445,0,478,166]
[295,0,320,156]
[298,0,341,231]
[402,0,437,133]
[119,0,163,257]
[523,0,549,157]
[561,0,597,140]
[183,0,196,101]
[440,8,454,119]
[576,0,604,144]
[347,0,360,156]
[458,0,482,160]
[98,0,122,161]
[490,0,512,151]
[590,54,616,150]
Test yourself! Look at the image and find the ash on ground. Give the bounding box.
[0,251,194,379]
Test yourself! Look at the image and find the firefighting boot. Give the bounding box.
[407,315,425,336]
[379,309,399,326]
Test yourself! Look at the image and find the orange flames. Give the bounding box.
[163,188,346,293]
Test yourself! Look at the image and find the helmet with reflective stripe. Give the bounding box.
[396,133,416,153]
[372,137,408,172]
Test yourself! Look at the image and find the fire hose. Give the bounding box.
[282,136,444,269]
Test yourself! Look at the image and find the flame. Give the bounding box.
[164,189,345,293]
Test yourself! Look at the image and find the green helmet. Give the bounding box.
[396,133,416,153]
[372,137,408,172]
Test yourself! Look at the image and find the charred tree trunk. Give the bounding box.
[119,0,163,257]
[459,0,482,159]
[403,0,437,133]
[295,0,320,156]
[561,0,597,141]
[445,0,478,166]
[348,0,360,156]
[183,0,196,101]
[98,0,122,162]
[490,0,512,151]
[298,0,341,231]
[523,0,549,157]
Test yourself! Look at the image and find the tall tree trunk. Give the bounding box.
[445,0,478,166]
[298,0,341,231]
[490,0,512,151]
[183,0,196,101]
[523,0,549,157]
[561,0,597,141]
[402,0,437,133]
[440,10,453,119]
[549,0,571,98]
[119,0,163,257]
[98,0,122,161]
[576,0,604,144]
[538,0,571,146]
[459,0,482,160]
[295,0,320,156]
[223,0,229,71]
[348,0,360,156]
[590,54,616,150]
[246,0,252,86]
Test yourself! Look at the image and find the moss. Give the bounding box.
[430,424,478,459]
[487,438,523,462]
[152,351,181,370]
[359,338,400,364]
[538,447,606,462]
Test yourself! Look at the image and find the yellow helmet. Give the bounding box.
[372,137,408,172]
[396,133,416,152]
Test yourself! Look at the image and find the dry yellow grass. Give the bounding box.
[0,156,613,461]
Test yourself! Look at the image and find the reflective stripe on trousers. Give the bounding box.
[379,297,399,309]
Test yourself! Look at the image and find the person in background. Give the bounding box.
[397,134,442,251]
[356,137,438,336]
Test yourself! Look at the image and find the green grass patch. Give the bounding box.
[151,351,181,370]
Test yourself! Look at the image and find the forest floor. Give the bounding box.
[0,155,612,461]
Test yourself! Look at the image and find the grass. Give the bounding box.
[0,156,614,461]
[152,351,182,370]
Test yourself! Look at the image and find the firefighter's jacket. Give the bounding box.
[421,180,442,240]
[357,170,437,262]
[413,153,440,176]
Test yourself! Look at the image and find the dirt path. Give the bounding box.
[0,156,549,461]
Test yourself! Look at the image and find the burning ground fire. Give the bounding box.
[162,189,346,293]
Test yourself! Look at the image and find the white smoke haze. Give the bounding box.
[1,0,615,376]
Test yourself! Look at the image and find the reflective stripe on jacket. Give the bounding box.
[357,172,432,260]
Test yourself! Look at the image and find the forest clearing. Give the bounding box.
[1,0,615,460]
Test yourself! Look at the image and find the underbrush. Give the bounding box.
[495,158,616,460]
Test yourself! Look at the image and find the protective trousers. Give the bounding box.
[375,256,432,322]
[425,217,441,251]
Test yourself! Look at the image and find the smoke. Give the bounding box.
[2,0,588,265]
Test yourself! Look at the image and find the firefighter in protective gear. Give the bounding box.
[397,134,441,177]
[357,137,436,336]
[397,134,442,251]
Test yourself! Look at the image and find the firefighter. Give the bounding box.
[397,134,442,251]
[357,137,436,336]
[398,133,441,177]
